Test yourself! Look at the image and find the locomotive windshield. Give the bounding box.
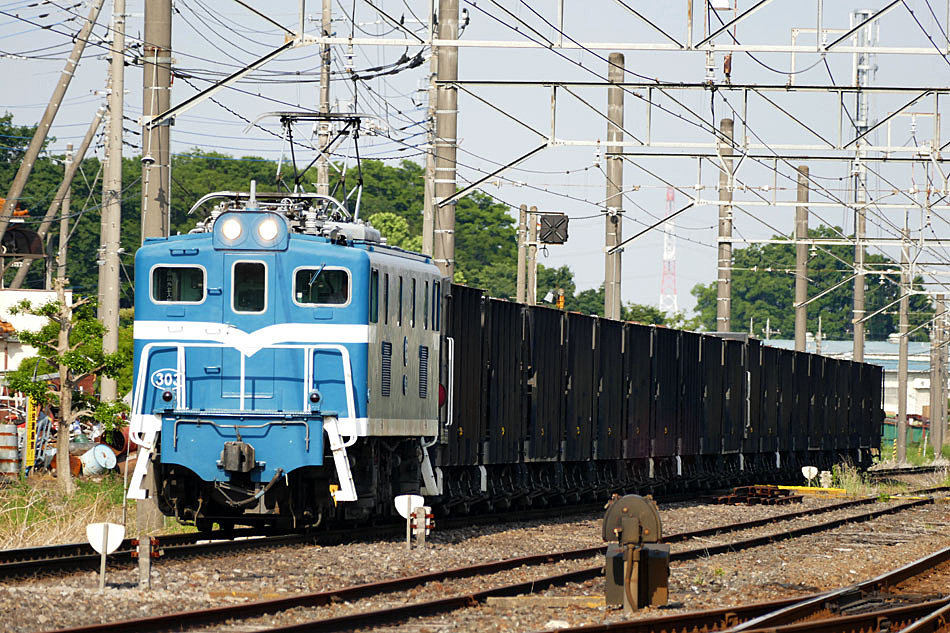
[233,261,266,312]
[294,268,349,305]
[151,266,205,303]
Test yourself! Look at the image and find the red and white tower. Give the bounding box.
[659,187,678,313]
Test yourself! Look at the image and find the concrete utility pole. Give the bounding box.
[516,204,527,303]
[604,52,624,321]
[433,0,459,279]
[527,206,538,305]
[139,0,170,538]
[941,304,948,456]
[794,165,809,352]
[141,0,172,241]
[941,301,948,456]
[852,8,875,364]
[10,108,105,289]
[422,28,438,256]
[853,167,867,362]
[56,144,72,288]
[316,0,331,196]
[897,222,910,463]
[717,118,734,333]
[933,294,946,455]
[930,294,943,452]
[99,0,125,403]
[0,0,105,241]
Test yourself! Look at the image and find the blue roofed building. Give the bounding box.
[761,338,936,418]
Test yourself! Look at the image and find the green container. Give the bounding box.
[882,420,926,443]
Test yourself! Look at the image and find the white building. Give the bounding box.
[764,339,936,418]
[0,289,72,373]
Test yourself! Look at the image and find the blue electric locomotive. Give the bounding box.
[128,185,444,529]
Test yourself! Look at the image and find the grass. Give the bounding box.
[0,473,193,549]
[829,461,912,496]
[878,437,950,465]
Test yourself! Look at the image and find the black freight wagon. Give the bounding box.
[436,284,883,512]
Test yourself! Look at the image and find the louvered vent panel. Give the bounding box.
[381,341,392,397]
[418,345,429,398]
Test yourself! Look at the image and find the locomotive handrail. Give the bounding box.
[172,418,311,450]
[446,336,455,428]
[131,341,358,448]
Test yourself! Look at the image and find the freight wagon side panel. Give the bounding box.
[722,339,744,453]
[624,323,652,459]
[525,305,564,461]
[777,349,794,451]
[792,351,811,452]
[679,331,702,457]
[744,339,766,453]
[701,335,725,455]
[596,319,624,460]
[760,346,780,452]
[835,359,850,449]
[826,359,840,450]
[807,354,825,451]
[564,313,595,462]
[867,364,885,449]
[445,285,485,466]
[849,362,862,449]
[483,298,524,464]
[652,327,679,457]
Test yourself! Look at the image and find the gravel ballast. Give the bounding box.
[2,494,947,633]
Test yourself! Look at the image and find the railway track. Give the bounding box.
[0,488,761,579]
[0,488,894,579]
[0,501,616,579]
[40,493,943,633]
[542,544,950,633]
[867,464,950,480]
[6,484,947,580]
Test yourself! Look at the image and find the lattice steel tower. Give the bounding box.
[659,186,678,313]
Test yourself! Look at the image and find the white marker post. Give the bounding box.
[394,494,424,551]
[86,522,125,592]
[801,466,818,487]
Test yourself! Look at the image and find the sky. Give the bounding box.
[2,0,950,323]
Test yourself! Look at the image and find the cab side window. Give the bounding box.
[294,268,349,305]
[152,266,205,303]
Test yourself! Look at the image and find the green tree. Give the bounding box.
[367,211,421,251]
[690,225,933,340]
[6,283,126,493]
[0,114,705,331]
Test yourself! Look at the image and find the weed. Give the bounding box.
[0,473,191,548]
[714,567,725,577]
[831,461,873,495]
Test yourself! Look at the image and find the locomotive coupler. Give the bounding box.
[602,494,669,611]
[220,441,256,473]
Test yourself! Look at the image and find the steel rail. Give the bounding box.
[867,465,950,479]
[10,487,947,580]
[738,598,950,633]
[0,489,880,579]
[43,498,937,633]
[900,600,950,633]
[532,546,950,633]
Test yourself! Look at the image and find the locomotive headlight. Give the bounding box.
[221,218,243,241]
[257,217,279,242]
